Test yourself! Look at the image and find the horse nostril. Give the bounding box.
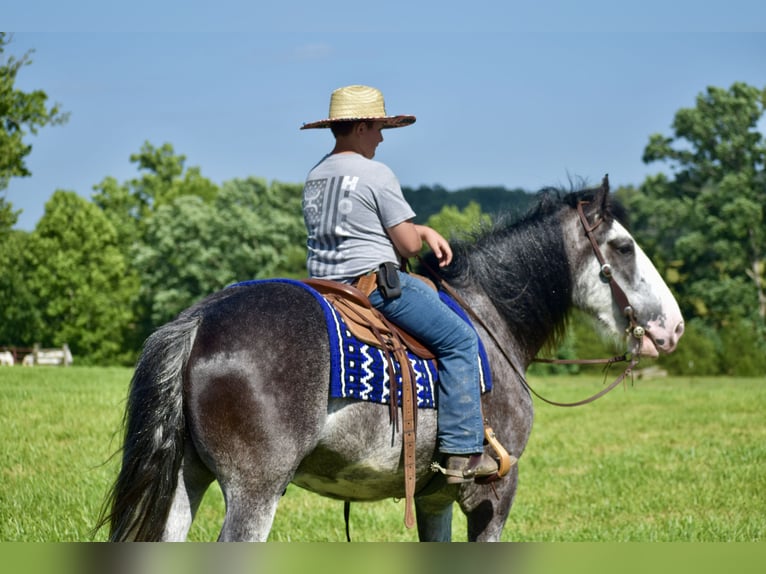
[666,321,685,351]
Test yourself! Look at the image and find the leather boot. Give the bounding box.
[444,452,499,484]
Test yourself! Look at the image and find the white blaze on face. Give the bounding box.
[599,220,684,358]
[567,211,685,358]
[630,238,685,357]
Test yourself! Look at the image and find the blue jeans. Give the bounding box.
[368,271,485,454]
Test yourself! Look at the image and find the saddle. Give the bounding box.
[302,273,437,529]
[303,274,436,360]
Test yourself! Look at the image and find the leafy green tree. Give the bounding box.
[134,177,307,330]
[425,201,491,241]
[0,33,68,231]
[0,195,17,232]
[92,142,221,351]
[92,142,218,250]
[0,34,69,350]
[215,177,306,281]
[127,141,218,211]
[639,82,766,327]
[25,191,137,364]
[90,176,144,252]
[133,195,225,327]
[0,229,44,345]
[617,82,766,374]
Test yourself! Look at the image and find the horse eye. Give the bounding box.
[610,238,635,256]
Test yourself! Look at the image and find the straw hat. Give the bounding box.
[300,85,416,130]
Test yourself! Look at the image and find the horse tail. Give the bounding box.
[96,311,201,541]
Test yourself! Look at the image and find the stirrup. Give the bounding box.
[430,427,517,483]
[484,426,516,478]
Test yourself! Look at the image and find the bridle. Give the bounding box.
[522,199,644,407]
[575,199,645,343]
[425,186,645,408]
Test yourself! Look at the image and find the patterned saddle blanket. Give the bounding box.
[229,279,492,409]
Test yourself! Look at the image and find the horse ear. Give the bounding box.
[596,173,610,219]
[580,174,611,225]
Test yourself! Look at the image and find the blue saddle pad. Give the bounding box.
[229,279,492,409]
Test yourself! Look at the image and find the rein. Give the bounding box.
[434,276,639,408]
[417,192,645,408]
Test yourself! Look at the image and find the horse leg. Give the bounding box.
[161,443,214,541]
[191,384,307,544]
[188,366,324,542]
[183,283,332,541]
[217,484,285,542]
[188,352,327,541]
[415,493,455,542]
[461,467,519,541]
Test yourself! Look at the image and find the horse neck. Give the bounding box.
[456,216,573,362]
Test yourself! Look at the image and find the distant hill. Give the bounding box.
[402,184,536,223]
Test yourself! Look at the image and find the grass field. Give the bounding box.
[0,366,764,542]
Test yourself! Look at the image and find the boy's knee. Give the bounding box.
[455,325,479,353]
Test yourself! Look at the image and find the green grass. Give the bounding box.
[508,375,766,541]
[1,367,764,542]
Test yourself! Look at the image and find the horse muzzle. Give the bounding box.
[634,318,685,358]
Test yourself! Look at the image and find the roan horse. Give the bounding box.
[98,178,684,541]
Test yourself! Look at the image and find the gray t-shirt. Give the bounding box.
[303,153,416,282]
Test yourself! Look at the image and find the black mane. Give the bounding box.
[421,184,623,356]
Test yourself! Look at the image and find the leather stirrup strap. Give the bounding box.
[374,312,418,529]
[364,306,417,529]
[396,344,417,529]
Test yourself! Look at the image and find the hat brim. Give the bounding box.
[300,114,416,130]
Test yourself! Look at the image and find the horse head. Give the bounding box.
[567,176,684,358]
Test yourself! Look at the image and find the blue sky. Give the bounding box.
[4,2,766,230]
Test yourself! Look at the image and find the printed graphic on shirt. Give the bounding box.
[302,178,328,231]
[304,176,354,233]
[304,175,359,276]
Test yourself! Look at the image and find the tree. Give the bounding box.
[134,177,307,331]
[127,141,218,211]
[24,191,138,364]
[214,177,306,281]
[0,228,44,345]
[91,142,221,351]
[619,82,766,375]
[425,201,491,241]
[0,33,68,230]
[133,195,227,327]
[639,82,766,327]
[92,142,218,250]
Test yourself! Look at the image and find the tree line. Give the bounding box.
[1,36,764,374]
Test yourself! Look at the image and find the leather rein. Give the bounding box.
[424,199,645,408]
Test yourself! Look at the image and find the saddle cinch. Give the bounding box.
[302,272,513,530]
